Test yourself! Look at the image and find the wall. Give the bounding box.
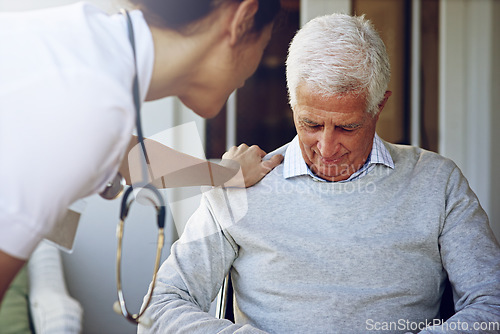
[490,0,500,240]
[439,0,499,241]
[300,0,350,25]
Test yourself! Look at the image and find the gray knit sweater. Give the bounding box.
[139,142,500,333]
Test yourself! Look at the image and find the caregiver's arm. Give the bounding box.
[119,137,283,187]
[0,250,26,306]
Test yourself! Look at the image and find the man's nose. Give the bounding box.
[317,130,341,158]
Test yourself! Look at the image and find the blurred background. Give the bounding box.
[1,0,498,333]
[206,0,500,242]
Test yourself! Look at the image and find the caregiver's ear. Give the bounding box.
[229,0,259,46]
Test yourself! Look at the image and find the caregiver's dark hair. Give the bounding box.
[129,0,281,32]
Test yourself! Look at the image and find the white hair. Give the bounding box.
[286,13,391,116]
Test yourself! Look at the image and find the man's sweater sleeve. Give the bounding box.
[138,188,267,334]
[420,166,500,333]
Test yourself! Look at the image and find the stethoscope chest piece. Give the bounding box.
[100,172,126,200]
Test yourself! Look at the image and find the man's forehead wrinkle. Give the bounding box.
[297,108,366,126]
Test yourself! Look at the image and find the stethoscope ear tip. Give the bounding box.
[112,300,122,315]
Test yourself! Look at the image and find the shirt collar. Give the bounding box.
[282,133,394,181]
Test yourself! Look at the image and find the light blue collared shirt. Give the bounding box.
[282,133,394,182]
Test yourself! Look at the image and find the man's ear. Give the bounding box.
[377,90,392,112]
[379,91,392,110]
[372,91,391,120]
[229,0,259,46]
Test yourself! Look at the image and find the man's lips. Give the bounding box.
[318,153,348,166]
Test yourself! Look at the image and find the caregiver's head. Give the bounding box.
[132,0,281,117]
[130,0,280,32]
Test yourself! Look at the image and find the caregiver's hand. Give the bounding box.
[222,144,283,188]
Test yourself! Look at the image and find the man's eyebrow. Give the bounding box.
[339,122,362,129]
[301,117,320,125]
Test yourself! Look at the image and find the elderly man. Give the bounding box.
[139,14,500,333]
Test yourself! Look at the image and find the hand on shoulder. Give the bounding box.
[222,144,283,188]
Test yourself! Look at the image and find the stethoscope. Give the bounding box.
[99,7,148,202]
[99,9,233,326]
[99,9,166,326]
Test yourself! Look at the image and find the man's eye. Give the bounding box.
[340,126,359,132]
[303,121,320,128]
[342,127,355,132]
